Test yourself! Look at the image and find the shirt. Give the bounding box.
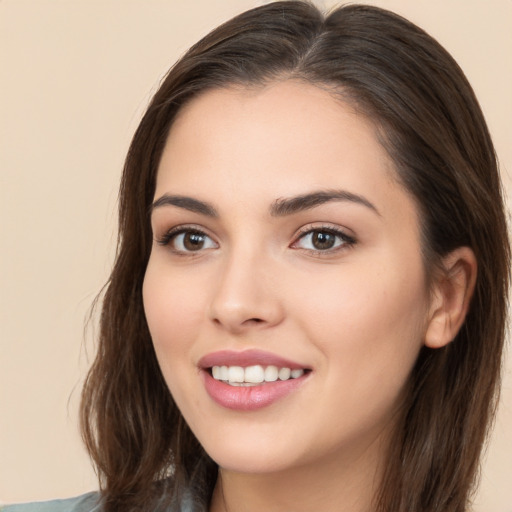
[0,491,197,512]
[0,492,101,512]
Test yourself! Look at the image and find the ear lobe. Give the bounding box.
[424,247,477,349]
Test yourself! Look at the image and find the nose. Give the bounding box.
[208,251,285,334]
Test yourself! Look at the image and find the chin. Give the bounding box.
[212,453,293,475]
[200,435,300,475]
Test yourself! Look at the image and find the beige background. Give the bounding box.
[1,0,510,509]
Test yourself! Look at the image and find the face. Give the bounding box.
[143,81,431,475]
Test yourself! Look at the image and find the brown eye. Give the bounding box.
[182,232,207,251]
[311,231,336,250]
[160,229,217,253]
[294,228,355,253]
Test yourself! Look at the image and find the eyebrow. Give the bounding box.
[150,189,380,218]
[270,189,380,217]
[151,194,218,217]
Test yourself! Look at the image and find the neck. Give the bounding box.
[209,430,390,512]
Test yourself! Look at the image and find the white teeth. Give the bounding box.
[211,365,307,385]
[228,366,244,383]
[245,365,265,383]
[264,365,279,382]
[219,366,229,381]
[278,367,291,380]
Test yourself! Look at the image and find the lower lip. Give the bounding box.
[202,370,309,411]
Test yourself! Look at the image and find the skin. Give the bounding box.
[143,81,475,512]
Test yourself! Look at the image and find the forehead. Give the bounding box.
[165,81,384,165]
[155,81,416,225]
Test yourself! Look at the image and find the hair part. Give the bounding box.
[80,3,510,511]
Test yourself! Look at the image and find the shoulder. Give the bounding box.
[0,492,101,512]
[0,488,201,512]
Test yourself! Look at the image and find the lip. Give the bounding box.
[198,349,311,411]
[202,370,309,411]
[198,349,308,370]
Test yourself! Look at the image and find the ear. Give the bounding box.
[424,247,477,349]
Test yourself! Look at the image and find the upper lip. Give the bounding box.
[198,349,309,370]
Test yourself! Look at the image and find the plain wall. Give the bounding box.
[1,0,510,509]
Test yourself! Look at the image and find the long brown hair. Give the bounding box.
[80,2,510,511]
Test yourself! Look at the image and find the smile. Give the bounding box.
[211,365,305,386]
[199,350,311,410]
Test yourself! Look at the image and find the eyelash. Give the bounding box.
[292,225,356,255]
[155,224,356,256]
[156,225,217,254]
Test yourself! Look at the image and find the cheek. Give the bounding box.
[296,264,428,443]
[142,260,210,419]
[295,256,428,383]
[142,260,205,363]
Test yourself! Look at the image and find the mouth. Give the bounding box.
[199,350,311,411]
[209,365,308,386]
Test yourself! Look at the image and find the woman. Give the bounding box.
[4,2,509,511]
